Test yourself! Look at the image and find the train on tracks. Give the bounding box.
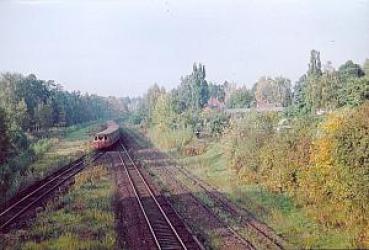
[92,121,120,150]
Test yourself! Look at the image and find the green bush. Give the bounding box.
[223,112,280,180]
[31,138,53,157]
[149,126,193,151]
[206,112,230,136]
[223,106,369,246]
[294,103,369,247]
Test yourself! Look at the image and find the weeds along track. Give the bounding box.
[169,162,286,249]
[0,151,104,232]
[120,132,255,250]
[154,158,285,249]
[117,141,203,250]
[144,145,286,249]
[123,129,286,249]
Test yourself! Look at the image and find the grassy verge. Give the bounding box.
[1,122,105,206]
[176,142,354,249]
[29,122,105,178]
[147,126,193,151]
[139,125,356,249]
[3,163,116,250]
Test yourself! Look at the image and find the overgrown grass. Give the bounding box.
[177,142,356,249]
[128,125,361,248]
[148,126,193,151]
[31,138,55,156]
[3,164,116,250]
[0,122,104,209]
[29,122,103,178]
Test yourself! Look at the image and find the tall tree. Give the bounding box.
[320,67,341,110]
[0,107,10,164]
[192,63,209,110]
[144,83,165,123]
[339,76,369,106]
[298,50,326,112]
[34,102,53,131]
[254,76,292,107]
[274,77,292,107]
[293,74,307,107]
[176,63,209,112]
[308,50,322,76]
[363,58,369,76]
[338,60,365,79]
[208,82,226,102]
[226,86,254,108]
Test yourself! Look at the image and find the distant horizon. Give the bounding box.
[1,0,368,97]
[1,52,368,99]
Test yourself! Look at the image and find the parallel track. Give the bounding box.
[118,141,202,250]
[0,151,104,232]
[171,162,285,249]
[122,129,285,249]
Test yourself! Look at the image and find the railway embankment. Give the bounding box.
[1,160,116,249]
[0,122,111,249]
[0,122,104,208]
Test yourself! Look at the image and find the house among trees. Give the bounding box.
[255,100,285,112]
[206,96,225,111]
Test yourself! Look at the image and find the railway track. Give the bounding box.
[149,155,285,249]
[0,151,104,232]
[122,129,286,249]
[119,134,255,249]
[170,163,285,249]
[117,141,203,250]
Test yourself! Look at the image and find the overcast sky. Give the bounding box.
[0,0,368,97]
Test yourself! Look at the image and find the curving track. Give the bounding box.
[0,152,104,232]
[117,141,203,250]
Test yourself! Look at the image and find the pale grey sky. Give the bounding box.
[0,0,368,97]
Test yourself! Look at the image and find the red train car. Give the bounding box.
[92,121,120,150]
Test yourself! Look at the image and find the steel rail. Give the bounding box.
[117,151,161,249]
[1,159,83,218]
[176,163,284,249]
[126,127,283,249]
[0,152,103,230]
[118,142,188,250]
[121,131,256,249]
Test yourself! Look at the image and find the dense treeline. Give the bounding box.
[130,63,231,140]
[0,73,126,128]
[131,51,368,139]
[0,72,126,202]
[134,51,365,133]
[129,50,369,247]
[293,50,369,113]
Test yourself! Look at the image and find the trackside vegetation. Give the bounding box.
[1,164,116,250]
[0,73,126,205]
[0,121,105,206]
[127,52,369,248]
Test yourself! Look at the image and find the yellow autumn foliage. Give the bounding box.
[299,104,369,246]
[225,103,369,247]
